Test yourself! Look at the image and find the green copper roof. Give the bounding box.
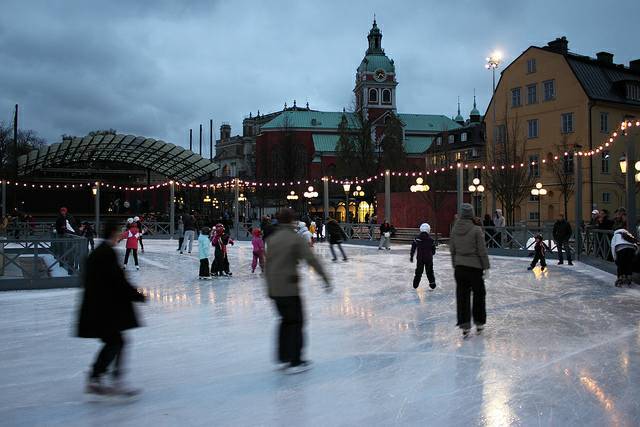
[312,134,431,155]
[397,114,462,132]
[261,111,360,130]
[358,54,395,73]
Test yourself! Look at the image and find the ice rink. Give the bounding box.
[2,239,640,426]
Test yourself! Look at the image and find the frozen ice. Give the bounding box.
[1,239,640,426]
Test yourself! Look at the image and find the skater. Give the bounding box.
[79,221,95,251]
[528,234,549,271]
[134,216,145,253]
[450,203,490,339]
[297,221,314,247]
[378,220,393,250]
[176,217,184,251]
[265,208,331,374]
[410,223,436,289]
[553,214,573,265]
[493,209,505,247]
[198,227,211,279]
[251,228,265,273]
[77,221,146,396]
[211,224,234,276]
[119,219,141,270]
[309,221,316,244]
[611,227,638,287]
[181,212,196,254]
[326,218,348,261]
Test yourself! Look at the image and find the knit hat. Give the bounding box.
[127,218,134,224]
[591,209,599,215]
[419,223,431,233]
[133,216,140,222]
[460,203,475,220]
[252,228,261,237]
[59,207,68,214]
[495,209,502,215]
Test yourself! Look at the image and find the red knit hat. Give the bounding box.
[60,207,68,214]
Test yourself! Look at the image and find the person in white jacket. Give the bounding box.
[297,221,314,247]
[611,228,638,287]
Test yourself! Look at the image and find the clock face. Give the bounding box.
[374,69,386,82]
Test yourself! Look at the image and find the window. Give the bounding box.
[600,112,609,133]
[460,132,468,142]
[627,84,640,101]
[561,113,574,133]
[529,211,540,220]
[527,84,537,104]
[543,80,555,101]
[448,134,455,144]
[511,87,521,107]
[471,148,479,158]
[436,137,442,145]
[527,119,539,138]
[601,151,610,174]
[368,88,378,103]
[455,151,463,160]
[527,58,537,74]
[529,154,540,177]
[382,89,391,104]
[602,192,611,204]
[563,153,574,174]
[495,125,506,144]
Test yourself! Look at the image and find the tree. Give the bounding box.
[0,122,47,177]
[424,127,457,239]
[547,135,576,218]
[271,116,307,181]
[380,112,407,192]
[335,114,355,178]
[486,108,533,225]
[351,110,377,178]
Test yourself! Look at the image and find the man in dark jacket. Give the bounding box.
[77,222,146,395]
[326,218,348,261]
[552,214,573,265]
[261,216,275,242]
[410,223,436,289]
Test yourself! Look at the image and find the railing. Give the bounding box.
[339,223,380,240]
[0,234,88,290]
[583,228,614,261]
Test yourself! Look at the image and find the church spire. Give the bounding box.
[366,17,383,54]
[470,89,481,122]
[454,96,464,124]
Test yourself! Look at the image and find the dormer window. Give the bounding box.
[369,88,378,104]
[627,83,640,101]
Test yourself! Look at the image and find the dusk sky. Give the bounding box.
[1,0,638,152]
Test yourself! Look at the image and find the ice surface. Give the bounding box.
[1,240,640,426]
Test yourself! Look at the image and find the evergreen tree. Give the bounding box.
[380,112,406,171]
[352,111,377,178]
[335,114,355,178]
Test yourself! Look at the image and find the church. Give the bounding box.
[255,20,466,181]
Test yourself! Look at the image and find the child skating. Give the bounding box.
[211,224,234,276]
[251,228,265,274]
[611,228,638,287]
[119,218,142,270]
[198,227,211,279]
[410,223,436,289]
[528,234,549,271]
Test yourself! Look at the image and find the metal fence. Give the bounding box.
[0,234,87,290]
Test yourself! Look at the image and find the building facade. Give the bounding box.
[484,36,640,224]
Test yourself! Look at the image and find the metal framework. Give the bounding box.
[17,134,217,182]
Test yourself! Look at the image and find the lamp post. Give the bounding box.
[351,185,365,222]
[619,147,640,237]
[468,178,485,216]
[410,177,430,193]
[530,182,547,228]
[486,50,502,215]
[342,183,351,223]
[303,186,318,217]
[286,190,299,209]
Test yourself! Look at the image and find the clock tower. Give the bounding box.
[354,19,398,125]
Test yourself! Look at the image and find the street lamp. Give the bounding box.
[303,186,318,216]
[530,182,547,227]
[468,178,485,215]
[410,177,430,193]
[287,191,299,201]
[486,50,503,215]
[342,183,351,223]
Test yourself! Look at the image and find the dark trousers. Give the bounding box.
[91,332,125,379]
[530,251,547,268]
[455,266,486,330]
[124,248,138,266]
[199,258,210,277]
[616,248,635,276]
[178,237,184,250]
[272,296,304,365]
[413,260,436,287]
[557,241,572,263]
[139,236,144,251]
[329,243,347,260]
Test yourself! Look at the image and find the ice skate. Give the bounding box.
[527,266,533,271]
[462,328,471,339]
[109,378,142,398]
[343,258,348,262]
[476,325,485,335]
[284,360,313,375]
[428,282,436,290]
[85,377,112,396]
[615,277,623,287]
[541,266,546,271]
[568,261,573,266]
[136,266,140,271]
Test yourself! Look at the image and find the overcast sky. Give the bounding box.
[1,0,638,153]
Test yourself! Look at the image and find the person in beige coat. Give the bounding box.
[449,203,490,338]
[265,208,331,374]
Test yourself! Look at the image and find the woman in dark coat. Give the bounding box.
[77,222,145,395]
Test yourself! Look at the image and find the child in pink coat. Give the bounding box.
[251,228,265,273]
[119,220,142,270]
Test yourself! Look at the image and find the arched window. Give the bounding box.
[382,89,391,104]
[369,89,378,104]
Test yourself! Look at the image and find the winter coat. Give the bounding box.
[611,229,638,261]
[553,219,572,243]
[252,236,265,254]
[493,215,505,228]
[297,224,313,245]
[265,224,328,297]
[534,240,549,257]
[261,221,275,241]
[326,220,347,244]
[81,225,95,240]
[449,218,490,270]
[198,233,211,259]
[121,225,141,250]
[77,242,145,338]
[55,215,75,235]
[182,214,195,231]
[410,232,436,263]
[380,223,393,235]
[178,222,185,238]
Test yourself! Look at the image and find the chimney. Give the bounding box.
[596,51,614,64]
[629,59,640,72]
[220,123,231,141]
[547,36,569,54]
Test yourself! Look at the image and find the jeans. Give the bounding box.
[329,243,347,260]
[271,296,304,365]
[557,241,572,263]
[182,230,195,252]
[91,332,125,379]
[124,248,139,266]
[455,266,486,330]
[378,235,391,249]
[413,260,436,288]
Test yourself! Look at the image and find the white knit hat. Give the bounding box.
[133,216,140,222]
[127,218,134,224]
[419,223,431,233]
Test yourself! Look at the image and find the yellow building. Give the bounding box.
[485,36,640,224]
